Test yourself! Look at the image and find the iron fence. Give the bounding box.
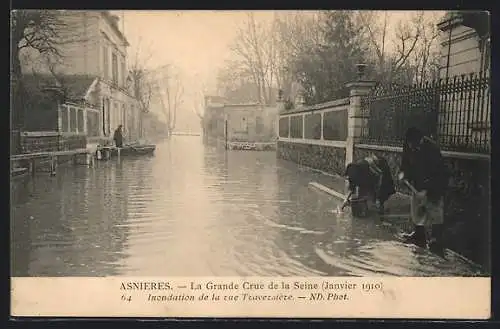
[360,72,490,154]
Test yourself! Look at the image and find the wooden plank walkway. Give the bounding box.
[10,148,95,176]
[11,167,29,179]
[10,148,91,161]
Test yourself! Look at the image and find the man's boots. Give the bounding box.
[402,225,427,248]
[429,224,445,255]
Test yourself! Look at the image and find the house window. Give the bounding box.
[128,105,134,135]
[121,56,126,87]
[234,116,248,133]
[112,52,119,85]
[113,101,120,129]
[255,116,264,134]
[69,107,77,133]
[62,105,69,132]
[77,108,85,133]
[105,98,111,135]
[102,44,109,80]
[122,103,127,130]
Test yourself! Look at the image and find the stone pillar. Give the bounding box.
[345,75,376,167]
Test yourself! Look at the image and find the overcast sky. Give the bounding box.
[122,11,273,92]
[117,10,446,128]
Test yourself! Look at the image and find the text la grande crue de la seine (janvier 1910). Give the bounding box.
[119,280,384,303]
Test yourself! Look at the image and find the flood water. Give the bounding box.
[11,136,486,277]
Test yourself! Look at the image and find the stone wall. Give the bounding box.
[437,13,488,78]
[354,145,491,270]
[277,141,346,175]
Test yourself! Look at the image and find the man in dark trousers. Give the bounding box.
[399,127,449,252]
[345,154,396,215]
[113,125,124,148]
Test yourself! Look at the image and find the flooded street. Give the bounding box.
[11,136,484,277]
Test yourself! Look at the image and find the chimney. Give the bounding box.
[110,15,120,27]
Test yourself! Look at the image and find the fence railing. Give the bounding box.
[359,72,490,154]
[278,98,349,142]
[11,131,88,155]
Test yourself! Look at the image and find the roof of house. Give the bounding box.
[22,73,97,102]
[438,11,490,36]
[60,75,97,100]
[101,11,130,47]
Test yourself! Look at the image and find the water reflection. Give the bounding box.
[11,136,485,277]
[11,164,131,276]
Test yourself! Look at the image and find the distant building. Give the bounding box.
[203,96,278,144]
[437,11,490,78]
[202,96,226,139]
[20,10,141,144]
[436,11,490,149]
[224,104,278,143]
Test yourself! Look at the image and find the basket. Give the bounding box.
[350,196,369,218]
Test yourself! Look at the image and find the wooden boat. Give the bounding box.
[110,144,156,157]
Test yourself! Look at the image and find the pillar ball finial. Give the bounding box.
[278,89,284,101]
[356,64,368,80]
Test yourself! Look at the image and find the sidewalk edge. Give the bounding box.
[309,181,411,202]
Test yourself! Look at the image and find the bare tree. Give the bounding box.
[390,14,422,83]
[357,11,423,84]
[151,65,184,134]
[191,81,207,120]
[229,12,276,105]
[11,10,82,78]
[269,11,324,108]
[271,12,319,100]
[357,11,389,80]
[216,59,253,98]
[129,37,154,114]
[11,10,89,130]
[410,12,441,84]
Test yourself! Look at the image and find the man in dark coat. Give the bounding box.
[113,125,124,148]
[345,154,396,215]
[399,127,449,251]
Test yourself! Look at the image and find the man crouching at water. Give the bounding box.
[344,154,396,215]
[399,127,449,252]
